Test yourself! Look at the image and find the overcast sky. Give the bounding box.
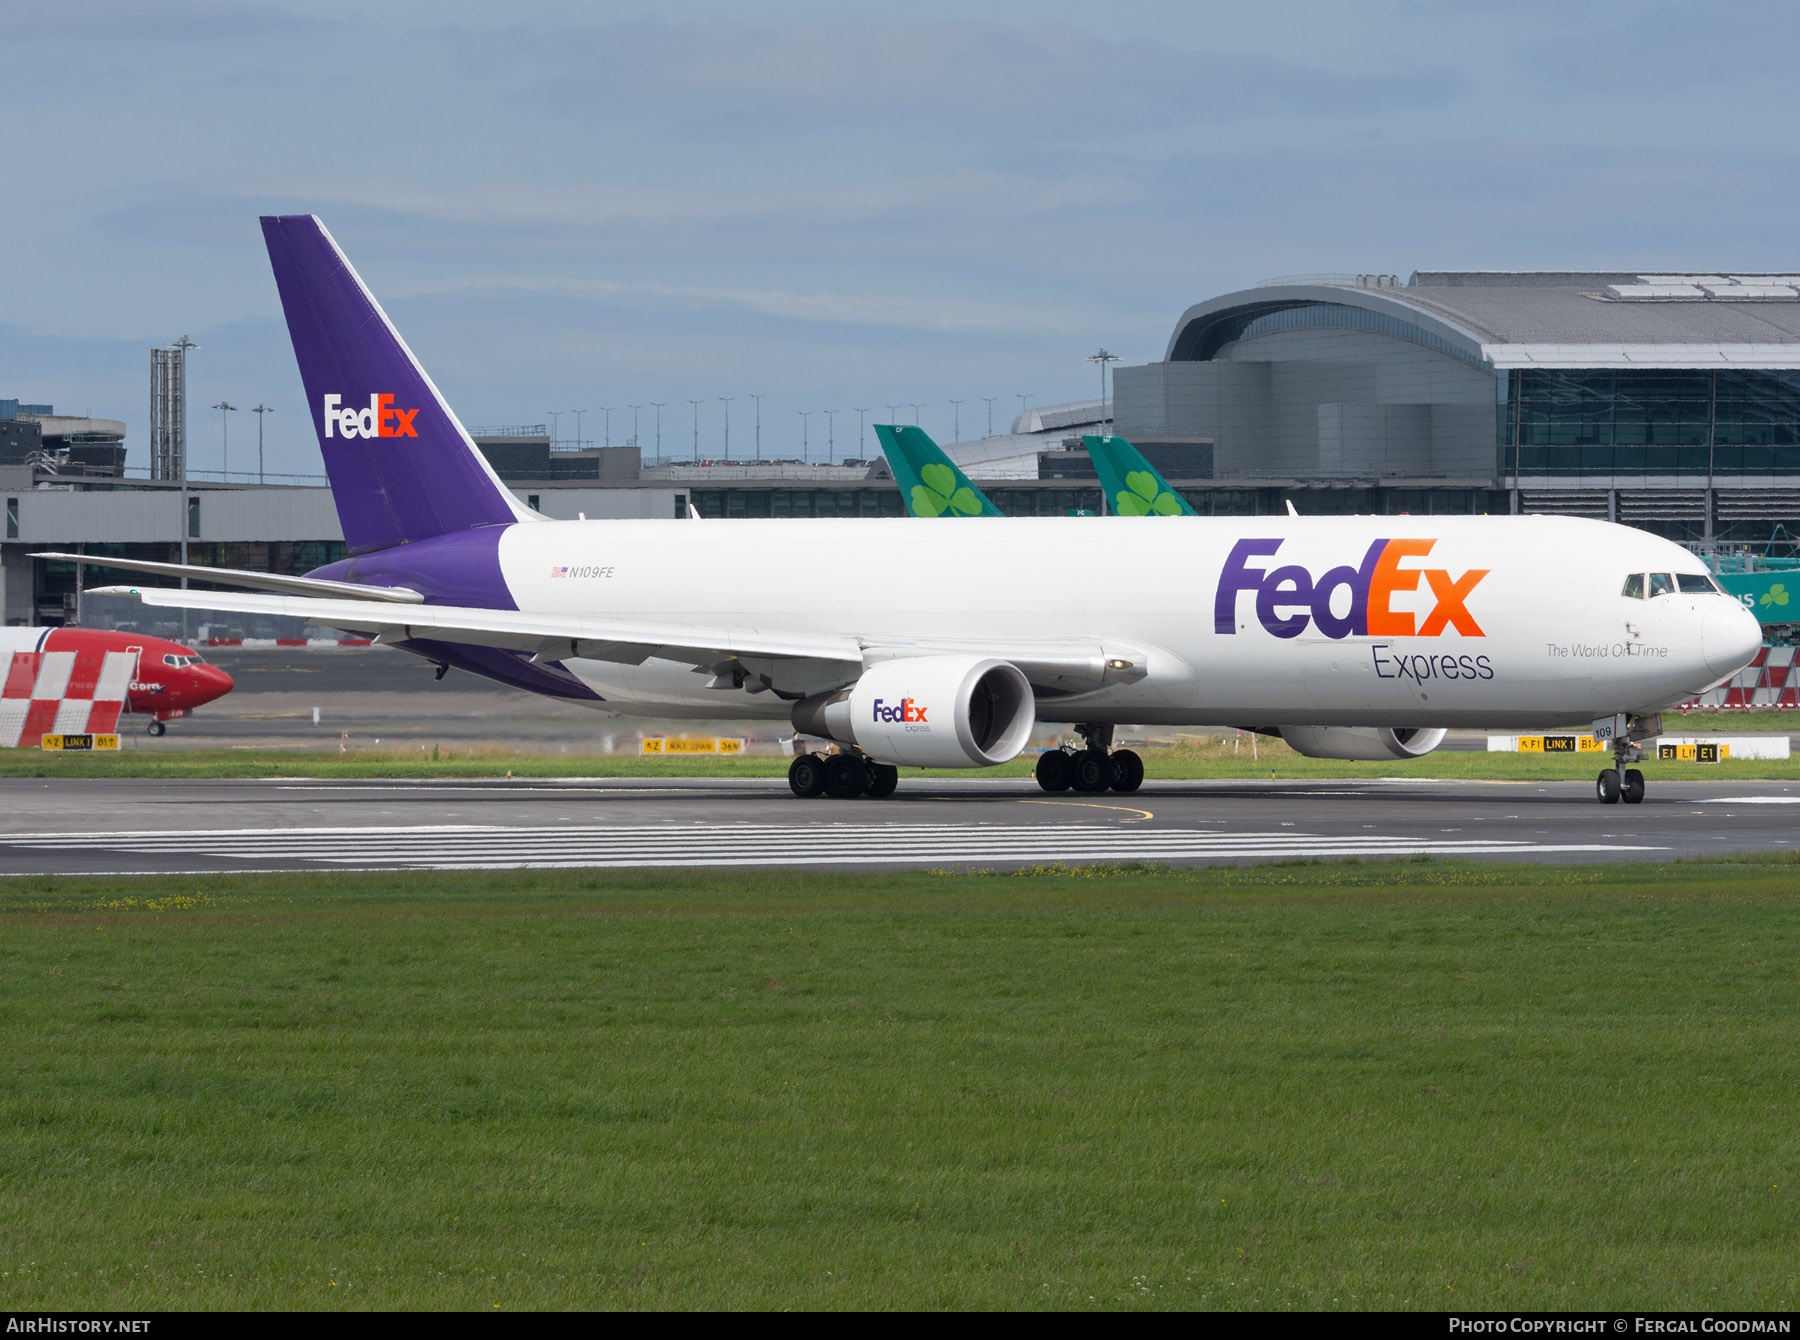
[7,0,1800,476]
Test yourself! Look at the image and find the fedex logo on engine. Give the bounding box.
[322,393,420,440]
[1215,538,1489,640]
[872,697,928,724]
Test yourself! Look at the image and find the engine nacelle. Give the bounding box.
[1276,725,1448,761]
[792,655,1035,768]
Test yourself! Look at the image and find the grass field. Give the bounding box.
[0,731,1796,782]
[3,859,1799,1310]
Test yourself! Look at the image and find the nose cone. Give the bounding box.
[198,666,235,705]
[1702,600,1763,679]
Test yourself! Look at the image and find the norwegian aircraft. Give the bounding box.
[0,627,234,742]
[53,215,1764,805]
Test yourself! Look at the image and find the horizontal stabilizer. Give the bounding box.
[34,553,425,604]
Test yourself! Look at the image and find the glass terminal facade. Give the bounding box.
[1502,370,1800,477]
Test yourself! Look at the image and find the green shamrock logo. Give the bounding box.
[1114,470,1183,516]
[1761,582,1789,609]
[911,462,983,517]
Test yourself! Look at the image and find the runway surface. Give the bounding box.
[4,775,1798,876]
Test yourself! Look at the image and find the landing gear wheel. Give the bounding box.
[864,762,899,799]
[1109,749,1144,793]
[824,753,867,799]
[147,720,166,737]
[1071,749,1114,793]
[788,753,826,798]
[1035,750,1073,793]
[1596,768,1621,805]
[1622,768,1646,805]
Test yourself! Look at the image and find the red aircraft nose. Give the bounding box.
[197,665,235,704]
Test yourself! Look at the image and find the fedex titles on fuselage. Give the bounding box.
[1217,537,1497,682]
[321,393,418,440]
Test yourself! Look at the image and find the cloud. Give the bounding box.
[394,273,1137,338]
[9,0,321,41]
[1516,0,1800,93]
[457,19,1459,139]
[205,167,1146,230]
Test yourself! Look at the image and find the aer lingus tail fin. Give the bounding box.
[875,424,1005,517]
[1082,434,1198,517]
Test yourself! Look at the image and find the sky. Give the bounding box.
[8,0,1800,477]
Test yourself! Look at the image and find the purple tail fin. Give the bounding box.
[261,215,529,556]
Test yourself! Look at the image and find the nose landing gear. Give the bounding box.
[1595,713,1657,805]
[1034,724,1144,795]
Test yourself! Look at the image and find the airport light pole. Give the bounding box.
[982,396,999,436]
[686,399,703,463]
[886,404,899,423]
[824,409,838,462]
[718,396,734,459]
[212,401,236,481]
[174,335,197,639]
[250,404,273,484]
[854,407,869,456]
[628,404,643,448]
[798,411,811,464]
[909,402,923,427]
[1086,347,1120,435]
[650,403,664,460]
[949,399,963,442]
[749,394,763,458]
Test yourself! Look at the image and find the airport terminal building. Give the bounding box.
[1109,270,1800,539]
[5,268,1800,629]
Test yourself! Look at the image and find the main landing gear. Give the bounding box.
[1034,724,1144,795]
[147,720,167,737]
[788,748,899,800]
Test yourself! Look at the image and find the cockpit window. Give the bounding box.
[1622,573,1645,599]
[161,653,199,668]
[1677,573,1720,595]
[1648,572,1675,598]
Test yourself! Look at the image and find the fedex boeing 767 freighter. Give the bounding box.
[48,216,1764,805]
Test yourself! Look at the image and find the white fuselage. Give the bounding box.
[487,513,1761,729]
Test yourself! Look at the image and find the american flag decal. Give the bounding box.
[551,566,569,578]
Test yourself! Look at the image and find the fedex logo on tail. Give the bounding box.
[1215,538,1489,640]
[323,393,419,440]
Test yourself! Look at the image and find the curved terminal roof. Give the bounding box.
[1166,273,1800,370]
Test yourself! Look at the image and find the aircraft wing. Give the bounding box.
[34,552,426,603]
[90,585,1147,696]
[89,584,864,669]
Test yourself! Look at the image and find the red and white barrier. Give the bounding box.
[203,638,374,648]
[0,647,134,747]
[1680,645,1799,711]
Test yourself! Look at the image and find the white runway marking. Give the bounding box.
[1695,796,1800,804]
[0,821,1663,872]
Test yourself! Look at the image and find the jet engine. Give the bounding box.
[1276,726,1448,761]
[792,655,1035,768]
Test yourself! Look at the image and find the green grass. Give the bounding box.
[0,734,1796,782]
[3,859,1800,1309]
